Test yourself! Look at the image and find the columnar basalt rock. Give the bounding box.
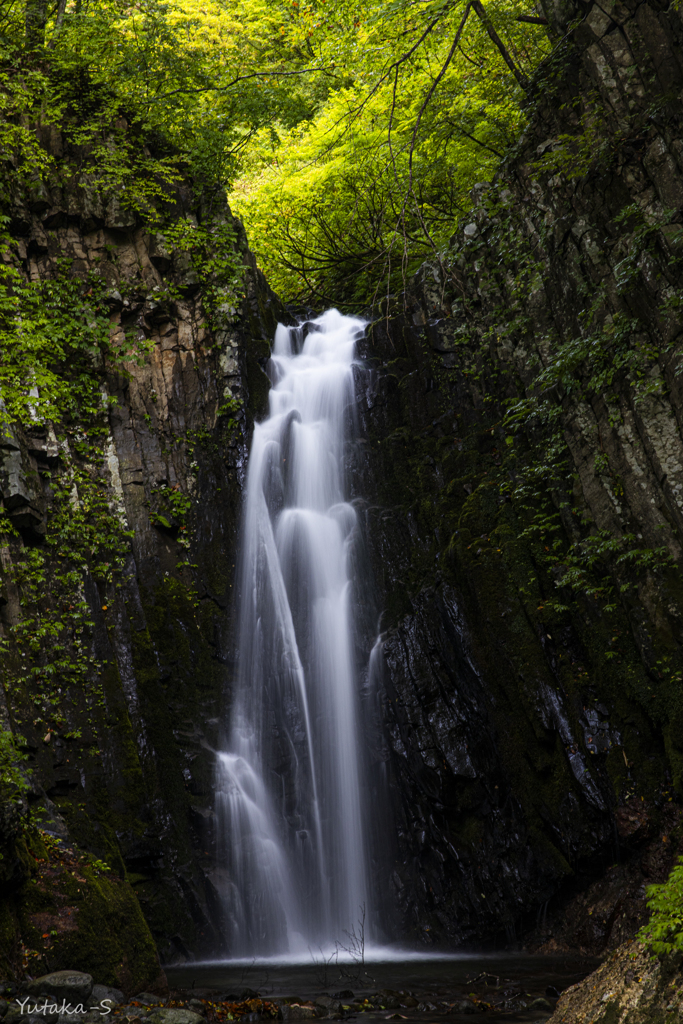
[357,0,683,949]
[0,131,286,971]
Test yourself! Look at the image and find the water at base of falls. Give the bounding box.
[216,309,378,958]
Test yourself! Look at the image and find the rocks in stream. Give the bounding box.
[280,1006,317,1021]
[313,998,342,1015]
[448,1000,476,1015]
[148,1010,204,1024]
[92,987,125,1008]
[26,973,93,1003]
[0,978,569,1024]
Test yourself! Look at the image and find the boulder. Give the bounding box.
[90,986,124,1007]
[148,1011,204,1024]
[546,941,683,1022]
[450,999,476,1014]
[280,1006,317,1021]
[26,972,93,1003]
[314,998,341,1014]
[529,997,554,1011]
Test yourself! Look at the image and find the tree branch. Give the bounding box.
[408,2,473,193]
[146,66,334,104]
[46,0,67,50]
[471,0,529,88]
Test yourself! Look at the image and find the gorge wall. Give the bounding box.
[0,144,288,981]
[356,0,683,953]
[3,0,683,980]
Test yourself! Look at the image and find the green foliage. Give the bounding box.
[0,0,552,308]
[440,183,683,621]
[639,856,683,955]
[149,484,192,546]
[232,0,551,303]
[2,431,134,740]
[0,0,328,199]
[149,216,245,321]
[0,728,29,794]
[217,395,243,431]
[0,258,151,432]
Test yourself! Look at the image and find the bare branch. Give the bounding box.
[471,0,529,88]
[408,2,473,193]
[439,117,503,156]
[146,67,335,105]
[46,0,67,50]
[341,8,452,126]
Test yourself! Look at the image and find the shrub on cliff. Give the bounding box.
[639,857,683,955]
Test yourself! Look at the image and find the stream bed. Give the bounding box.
[166,952,600,1023]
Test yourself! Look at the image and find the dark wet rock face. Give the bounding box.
[355,0,683,949]
[0,144,286,972]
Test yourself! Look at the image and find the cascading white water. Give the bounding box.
[216,309,374,957]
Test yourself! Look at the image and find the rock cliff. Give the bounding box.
[546,939,683,1023]
[0,130,286,976]
[355,0,683,949]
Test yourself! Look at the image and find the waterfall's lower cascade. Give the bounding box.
[216,309,376,957]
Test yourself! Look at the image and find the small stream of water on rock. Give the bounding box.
[216,310,380,958]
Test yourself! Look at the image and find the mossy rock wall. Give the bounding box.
[0,128,287,967]
[0,831,162,993]
[356,0,683,948]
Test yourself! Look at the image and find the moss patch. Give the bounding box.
[0,831,162,992]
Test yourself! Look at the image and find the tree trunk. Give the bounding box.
[25,0,47,49]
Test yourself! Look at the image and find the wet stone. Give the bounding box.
[280,1005,317,1021]
[26,974,93,1004]
[91,987,124,1008]
[314,999,341,1015]
[148,1011,204,1024]
[448,999,475,1015]
[529,997,554,1010]
[134,996,165,1008]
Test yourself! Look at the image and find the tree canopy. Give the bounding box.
[0,0,553,305]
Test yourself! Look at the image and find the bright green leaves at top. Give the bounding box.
[49,0,312,186]
[0,0,553,311]
[231,0,552,305]
[0,0,332,208]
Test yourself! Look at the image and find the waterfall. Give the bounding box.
[216,309,375,958]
